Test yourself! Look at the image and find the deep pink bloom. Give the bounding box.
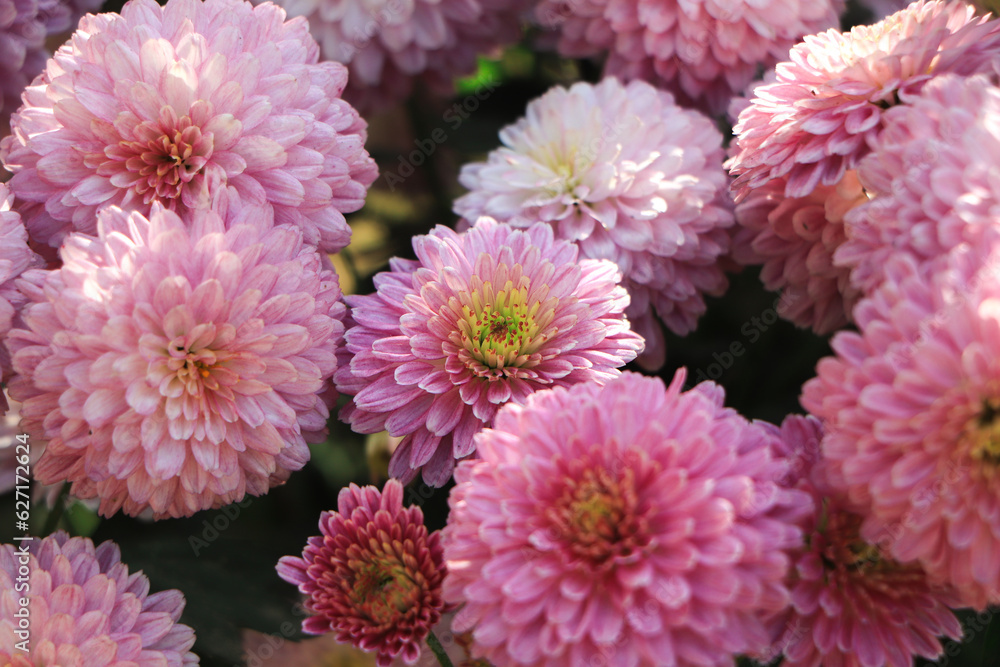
[838,73,1000,294]
[0,531,199,666]
[1,0,377,252]
[760,415,962,667]
[0,182,39,415]
[335,219,643,486]
[6,203,346,518]
[277,479,446,667]
[729,0,1000,202]
[802,249,1000,609]
[455,78,732,370]
[731,171,867,334]
[442,370,812,667]
[533,0,841,115]
[267,0,529,113]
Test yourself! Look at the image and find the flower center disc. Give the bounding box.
[104,105,213,204]
[968,399,1000,466]
[551,466,643,564]
[350,557,422,626]
[457,276,547,372]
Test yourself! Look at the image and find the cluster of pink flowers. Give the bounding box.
[455,77,732,370]
[0,0,380,523]
[1,531,199,665]
[533,0,843,115]
[5,0,1000,664]
[729,0,1000,624]
[728,0,1000,334]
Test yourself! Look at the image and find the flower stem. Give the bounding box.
[427,630,455,667]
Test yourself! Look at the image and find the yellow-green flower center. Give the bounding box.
[550,465,645,564]
[968,400,1000,465]
[349,554,421,626]
[457,276,551,371]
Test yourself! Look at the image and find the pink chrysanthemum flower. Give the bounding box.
[454,78,731,370]
[277,479,446,667]
[0,0,102,132]
[267,0,528,113]
[442,370,812,667]
[0,531,199,666]
[760,415,962,667]
[0,183,39,415]
[335,219,644,486]
[6,203,346,518]
[838,73,1000,294]
[732,171,867,334]
[533,0,841,115]
[802,249,1000,609]
[0,0,378,252]
[729,0,1000,202]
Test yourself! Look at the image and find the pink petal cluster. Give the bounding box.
[0,182,39,415]
[802,249,1000,609]
[267,0,529,113]
[442,370,812,667]
[838,73,1000,294]
[729,0,1000,202]
[0,531,198,666]
[455,78,732,370]
[0,0,101,132]
[6,203,346,518]
[760,415,962,667]
[336,219,644,486]
[731,171,867,334]
[0,0,378,251]
[277,479,446,667]
[533,0,842,115]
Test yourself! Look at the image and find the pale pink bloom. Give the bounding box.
[277,480,446,667]
[760,415,962,667]
[267,0,529,113]
[729,0,1000,202]
[335,219,644,486]
[732,171,867,334]
[0,0,378,252]
[802,249,1000,609]
[533,0,842,115]
[442,370,812,667]
[0,182,40,415]
[455,78,732,370]
[0,531,199,666]
[838,73,1000,294]
[6,203,346,518]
